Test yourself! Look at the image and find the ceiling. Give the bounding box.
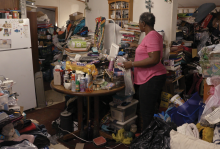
[178,0,220,7]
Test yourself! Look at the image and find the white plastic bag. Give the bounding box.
[202,84,220,115]
[116,56,135,96]
[124,69,135,96]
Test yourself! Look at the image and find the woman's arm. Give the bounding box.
[128,42,139,48]
[123,51,161,69]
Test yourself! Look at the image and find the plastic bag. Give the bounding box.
[116,56,135,96]
[124,69,135,96]
[170,130,220,149]
[1,140,37,149]
[203,84,220,115]
[130,117,177,149]
[199,106,218,127]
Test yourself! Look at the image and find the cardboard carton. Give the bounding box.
[69,12,83,21]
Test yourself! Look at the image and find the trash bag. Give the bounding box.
[130,117,177,149]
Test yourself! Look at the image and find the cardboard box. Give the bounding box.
[69,12,83,21]
[192,49,198,58]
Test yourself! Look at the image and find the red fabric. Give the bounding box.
[19,123,37,134]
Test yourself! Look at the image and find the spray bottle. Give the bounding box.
[108,58,114,71]
[71,73,76,92]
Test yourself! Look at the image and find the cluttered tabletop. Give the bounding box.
[51,80,125,96]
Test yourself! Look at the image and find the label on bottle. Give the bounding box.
[76,84,80,90]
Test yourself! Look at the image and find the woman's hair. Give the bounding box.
[139,12,155,28]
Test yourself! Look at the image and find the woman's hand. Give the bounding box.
[123,61,133,69]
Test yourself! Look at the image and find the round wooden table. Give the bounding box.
[50,80,124,133]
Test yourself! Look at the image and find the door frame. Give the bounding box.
[36,5,58,26]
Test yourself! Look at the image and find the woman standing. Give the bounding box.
[123,12,167,131]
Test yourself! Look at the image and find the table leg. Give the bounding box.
[77,96,83,131]
[87,97,90,125]
[94,96,99,127]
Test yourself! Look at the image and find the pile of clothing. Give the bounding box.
[0,111,51,148]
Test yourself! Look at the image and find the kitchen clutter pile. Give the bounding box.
[0,76,56,148]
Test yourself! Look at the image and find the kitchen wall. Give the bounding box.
[85,0,108,32]
[35,0,85,27]
[133,0,179,57]
[86,0,179,56]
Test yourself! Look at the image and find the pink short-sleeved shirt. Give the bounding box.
[134,31,167,85]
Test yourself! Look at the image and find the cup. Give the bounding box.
[64,82,71,90]
[170,94,185,107]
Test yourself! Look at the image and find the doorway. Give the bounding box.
[36,5,58,26]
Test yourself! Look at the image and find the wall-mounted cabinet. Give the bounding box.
[108,0,133,27]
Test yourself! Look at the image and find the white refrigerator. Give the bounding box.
[0,18,36,110]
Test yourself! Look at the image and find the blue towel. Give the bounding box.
[73,19,85,34]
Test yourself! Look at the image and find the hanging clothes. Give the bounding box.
[94,17,106,51]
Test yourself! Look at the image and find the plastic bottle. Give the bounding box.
[85,74,90,88]
[54,69,61,85]
[60,70,65,85]
[108,58,114,71]
[71,73,76,92]
[63,71,69,83]
[76,78,80,92]
[80,77,86,92]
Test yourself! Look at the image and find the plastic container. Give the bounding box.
[110,115,138,132]
[0,94,9,110]
[109,99,138,122]
[54,69,61,85]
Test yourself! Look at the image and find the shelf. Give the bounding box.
[112,18,129,20]
[110,8,129,10]
[172,75,184,83]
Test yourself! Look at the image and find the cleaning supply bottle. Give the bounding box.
[108,58,114,71]
[63,71,69,83]
[54,69,61,85]
[60,70,65,85]
[80,77,86,92]
[85,74,90,89]
[71,73,76,92]
[76,78,80,92]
